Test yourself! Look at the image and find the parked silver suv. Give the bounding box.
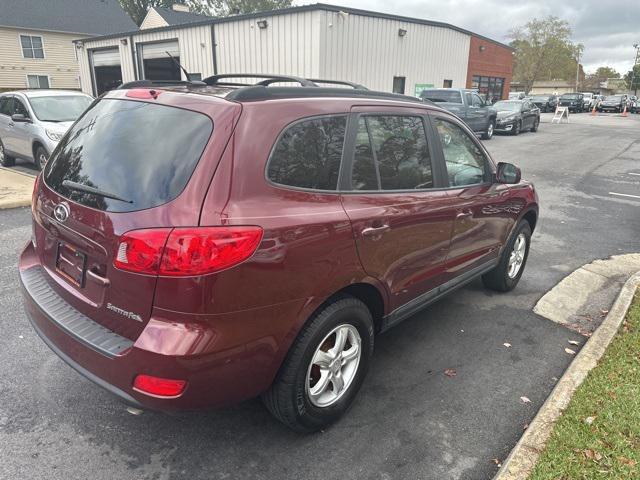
[0,90,93,170]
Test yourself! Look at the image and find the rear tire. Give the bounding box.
[262,296,374,432]
[482,220,531,292]
[0,138,15,167]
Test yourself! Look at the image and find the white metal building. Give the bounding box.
[74,3,512,98]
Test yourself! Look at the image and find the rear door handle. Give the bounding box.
[361,225,390,237]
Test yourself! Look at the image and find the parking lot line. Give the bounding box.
[628,173,640,176]
[609,192,640,200]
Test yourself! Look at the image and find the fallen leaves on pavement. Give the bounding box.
[444,368,457,378]
[503,342,512,348]
[520,396,531,404]
[565,348,576,355]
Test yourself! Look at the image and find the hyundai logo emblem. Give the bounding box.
[53,203,70,223]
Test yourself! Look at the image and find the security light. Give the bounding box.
[257,20,268,29]
[398,28,407,37]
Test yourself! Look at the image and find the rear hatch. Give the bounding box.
[33,91,240,340]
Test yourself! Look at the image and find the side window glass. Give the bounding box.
[434,118,488,187]
[352,118,378,190]
[0,97,11,116]
[267,116,346,191]
[465,92,473,106]
[352,115,433,191]
[13,99,29,117]
[472,94,484,107]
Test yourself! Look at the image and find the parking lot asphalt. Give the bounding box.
[1,112,639,480]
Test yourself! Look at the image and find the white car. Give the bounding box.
[580,92,595,111]
[0,90,93,170]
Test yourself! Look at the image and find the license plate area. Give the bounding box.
[55,242,87,288]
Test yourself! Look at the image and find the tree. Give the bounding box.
[583,66,620,91]
[509,16,583,94]
[119,0,293,25]
[624,64,640,94]
[205,0,292,16]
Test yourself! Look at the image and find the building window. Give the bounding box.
[27,75,49,89]
[392,76,406,94]
[20,35,45,59]
[443,79,453,88]
[471,75,505,103]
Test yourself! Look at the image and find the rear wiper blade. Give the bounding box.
[62,180,133,203]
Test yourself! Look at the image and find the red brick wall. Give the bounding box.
[466,36,513,100]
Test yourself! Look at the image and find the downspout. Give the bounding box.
[210,24,218,75]
[129,35,138,80]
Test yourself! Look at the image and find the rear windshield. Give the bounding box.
[44,99,212,212]
[420,90,462,103]
[561,94,579,99]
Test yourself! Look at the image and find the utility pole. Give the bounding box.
[575,51,581,93]
[631,43,640,96]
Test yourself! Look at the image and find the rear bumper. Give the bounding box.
[20,241,302,411]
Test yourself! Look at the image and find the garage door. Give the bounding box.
[92,48,121,67]
[139,40,181,80]
[140,40,179,60]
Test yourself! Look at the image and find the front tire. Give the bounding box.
[482,220,531,292]
[512,120,521,136]
[0,138,15,167]
[481,120,495,140]
[262,296,374,432]
[35,145,49,171]
[530,117,539,132]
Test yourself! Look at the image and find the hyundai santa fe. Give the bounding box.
[20,74,538,432]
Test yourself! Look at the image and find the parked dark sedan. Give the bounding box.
[530,94,558,113]
[598,94,627,113]
[494,99,540,135]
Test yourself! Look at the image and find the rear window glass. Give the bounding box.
[267,115,346,191]
[44,99,212,212]
[420,90,462,103]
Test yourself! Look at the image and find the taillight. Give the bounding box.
[114,226,263,276]
[133,374,186,397]
[114,228,171,275]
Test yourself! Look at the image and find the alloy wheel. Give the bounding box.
[0,143,4,164]
[38,151,48,170]
[487,122,494,138]
[507,233,527,278]
[306,324,362,408]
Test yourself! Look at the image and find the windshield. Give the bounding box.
[493,101,521,112]
[561,94,579,99]
[531,96,549,101]
[44,98,213,213]
[420,90,462,103]
[605,95,622,100]
[28,95,93,122]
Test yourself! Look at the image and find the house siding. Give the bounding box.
[140,9,169,30]
[0,27,86,91]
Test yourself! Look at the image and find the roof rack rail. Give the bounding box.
[118,80,206,89]
[203,74,317,87]
[226,86,422,103]
[307,79,368,90]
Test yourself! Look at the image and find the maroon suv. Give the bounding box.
[20,75,538,432]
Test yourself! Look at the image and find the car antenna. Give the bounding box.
[165,51,193,81]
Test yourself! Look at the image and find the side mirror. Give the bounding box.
[11,113,31,123]
[496,162,521,184]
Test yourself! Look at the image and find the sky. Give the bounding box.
[297,0,639,75]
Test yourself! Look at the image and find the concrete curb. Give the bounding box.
[493,271,640,480]
[0,167,34,209]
